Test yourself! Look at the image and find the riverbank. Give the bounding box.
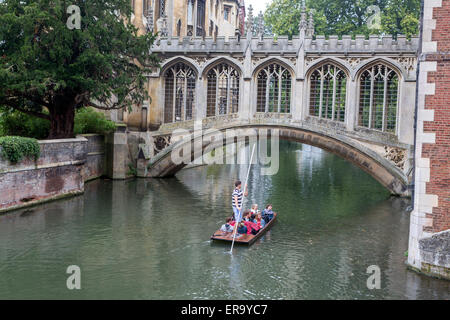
[0,135,106,214]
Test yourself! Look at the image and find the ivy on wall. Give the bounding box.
[0,136,41,164]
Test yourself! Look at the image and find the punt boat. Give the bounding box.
[210,213,277,246]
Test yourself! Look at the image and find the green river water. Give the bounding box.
[0,141,448,299]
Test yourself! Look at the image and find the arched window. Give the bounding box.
[206,63,240,117]
[358,64,399,133]
[309,63,347,122]
[164,63,197,123]
[256,64,292,113]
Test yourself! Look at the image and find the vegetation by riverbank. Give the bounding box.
[0,107,117,140]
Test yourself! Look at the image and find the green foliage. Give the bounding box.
[74,108,116,135]
[0,136,41,163]
[127,163,137,177]
[0,107,50,139]
[0,0,159,138]
[264,0,420,38]
[0,107,116,138]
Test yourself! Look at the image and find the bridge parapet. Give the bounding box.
[152,35,419,55]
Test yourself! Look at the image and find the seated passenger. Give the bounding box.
[251,204,260,215]
[254,213,266,228]
[244,220,260,235]
[262,204,274,223]
[237,222,247,235]
[220,218,234,233]
[243,210,252,222]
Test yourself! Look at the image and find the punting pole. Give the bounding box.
[229,144,257,254]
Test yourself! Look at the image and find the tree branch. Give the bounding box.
[1,100,51,120]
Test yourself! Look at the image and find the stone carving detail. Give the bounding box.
[345,57,369,67]
[395,57,417,73]
[252,56,264,66]
[154,135,172,156]
[193,56,208,67]
[305,57,317,67]
[384,146,406,170]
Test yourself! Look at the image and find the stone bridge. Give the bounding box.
[141,117,410,196]
[118,8,419,197]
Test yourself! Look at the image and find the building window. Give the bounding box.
[177,19,182,37]
[196,0,206,36]
[209,21,214,37]
[187,0,194,26]
[206,63,240,117]
[215,0,219,18]
[309,63,347,122]
[156,0,165,19]
[164,63,197,123]
[256,64,292,113]
[358,64,399,133]
[224,6,231,22]
[143,0,149,16]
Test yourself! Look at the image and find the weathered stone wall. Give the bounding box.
[408,0,450,280]
[0,138,87,213]
[82,134,107,182]
[0,136,108,213]
[419,230,450,279]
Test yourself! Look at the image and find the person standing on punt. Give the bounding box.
[232,180,248,222]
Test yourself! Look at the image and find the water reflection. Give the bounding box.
[0,141,448,299]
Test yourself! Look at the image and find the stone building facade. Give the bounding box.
[408,0,449,280]
[122,5,419,149]
[131,0,245,38]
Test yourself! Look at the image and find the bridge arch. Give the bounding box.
[147,124,409,196]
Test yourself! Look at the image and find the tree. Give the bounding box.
[264,0,420,38]
[381,0,420,38]
[0,0,159,139]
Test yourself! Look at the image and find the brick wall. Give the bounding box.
[408,0,450,279]
[422,0,450,233]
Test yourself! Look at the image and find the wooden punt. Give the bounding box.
[211,213,277,246]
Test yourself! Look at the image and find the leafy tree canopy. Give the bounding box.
[0,0,159,138]
[264,0,420,38]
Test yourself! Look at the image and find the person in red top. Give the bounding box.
[244,220,260,235]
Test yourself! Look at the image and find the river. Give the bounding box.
[0,141,448,299]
